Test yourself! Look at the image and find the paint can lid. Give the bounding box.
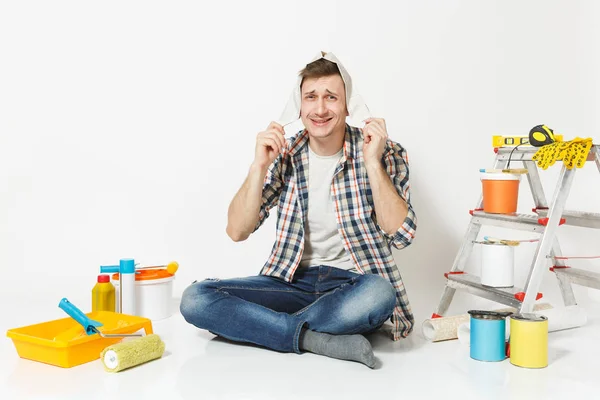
[468,310,513,320]
[112,269,173,281]
[480,172,522,181]
[510,313,548,322]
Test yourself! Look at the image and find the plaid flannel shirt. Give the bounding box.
[255,124,417,340]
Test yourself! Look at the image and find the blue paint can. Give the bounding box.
[468,310,512,362]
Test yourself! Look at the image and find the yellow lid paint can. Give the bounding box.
[509,313,548,368]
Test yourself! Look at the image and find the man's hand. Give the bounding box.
[362,118,388,169]
[363,117,410,236]
[227,121,285,242]
[254,122,286,170]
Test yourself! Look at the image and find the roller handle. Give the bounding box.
[100,265,120,273]
[58,298,103,335]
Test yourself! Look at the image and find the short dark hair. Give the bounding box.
[299,54,342,89]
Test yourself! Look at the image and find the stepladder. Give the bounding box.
[433,144,600,318]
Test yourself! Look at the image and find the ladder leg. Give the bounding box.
[524,160,548,209]
[550,239,577,306]
[524,159,576,305]
[434,221,482,316]
[435,286,457,317]
[595,146,600,174]
[520,166,577,312]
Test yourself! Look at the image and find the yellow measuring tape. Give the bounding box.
[532,138,593,170]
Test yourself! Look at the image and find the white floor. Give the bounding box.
[2,297,600,400]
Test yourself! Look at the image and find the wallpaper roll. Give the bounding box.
[587,287,600,303]
[422,313,470,342]
[533,305,587,332]
[423,303,552,342]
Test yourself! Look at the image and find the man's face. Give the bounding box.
[300,74,348,139]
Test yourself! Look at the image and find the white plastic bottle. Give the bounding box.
[119,258,136,315]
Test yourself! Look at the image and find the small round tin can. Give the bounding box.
[468,310,512,362]
[509,313,548,368]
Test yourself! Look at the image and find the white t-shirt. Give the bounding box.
[299,146,355,270]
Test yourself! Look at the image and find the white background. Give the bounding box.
[2,0,600,327]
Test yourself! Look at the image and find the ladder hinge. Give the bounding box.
[550,266,571,272]
[444,271,465,279]
[538,217,566,226]
[514,292,543,302]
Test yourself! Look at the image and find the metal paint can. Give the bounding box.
[509,313,548,368]
[480,242,514,288]
[468,310,512,362]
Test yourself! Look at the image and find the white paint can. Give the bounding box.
[480,242,514,287]
[113,269,175,320]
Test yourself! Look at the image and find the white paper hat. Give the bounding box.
[278,51,371,126]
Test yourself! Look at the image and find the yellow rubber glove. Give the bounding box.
[532,138,592,170]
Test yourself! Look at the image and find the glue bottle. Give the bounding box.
[92,274,116,312]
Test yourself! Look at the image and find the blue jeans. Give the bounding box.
[180,266,396,354]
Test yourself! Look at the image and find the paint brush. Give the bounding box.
[482,236,539,246]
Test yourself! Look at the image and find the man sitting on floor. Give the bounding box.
[180,52,417,368]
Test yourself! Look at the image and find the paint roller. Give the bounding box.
[59,298,165,372]
[136,260,179,275]
[101,334,165,372]
[58,298,143,338]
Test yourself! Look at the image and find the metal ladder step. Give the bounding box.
[495,144,598,162]
[535,209,600,229]
[470,210,552,233]
[444,272,542,309]
[552,267,600,290]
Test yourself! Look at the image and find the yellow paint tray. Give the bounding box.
[6,311,153,368]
